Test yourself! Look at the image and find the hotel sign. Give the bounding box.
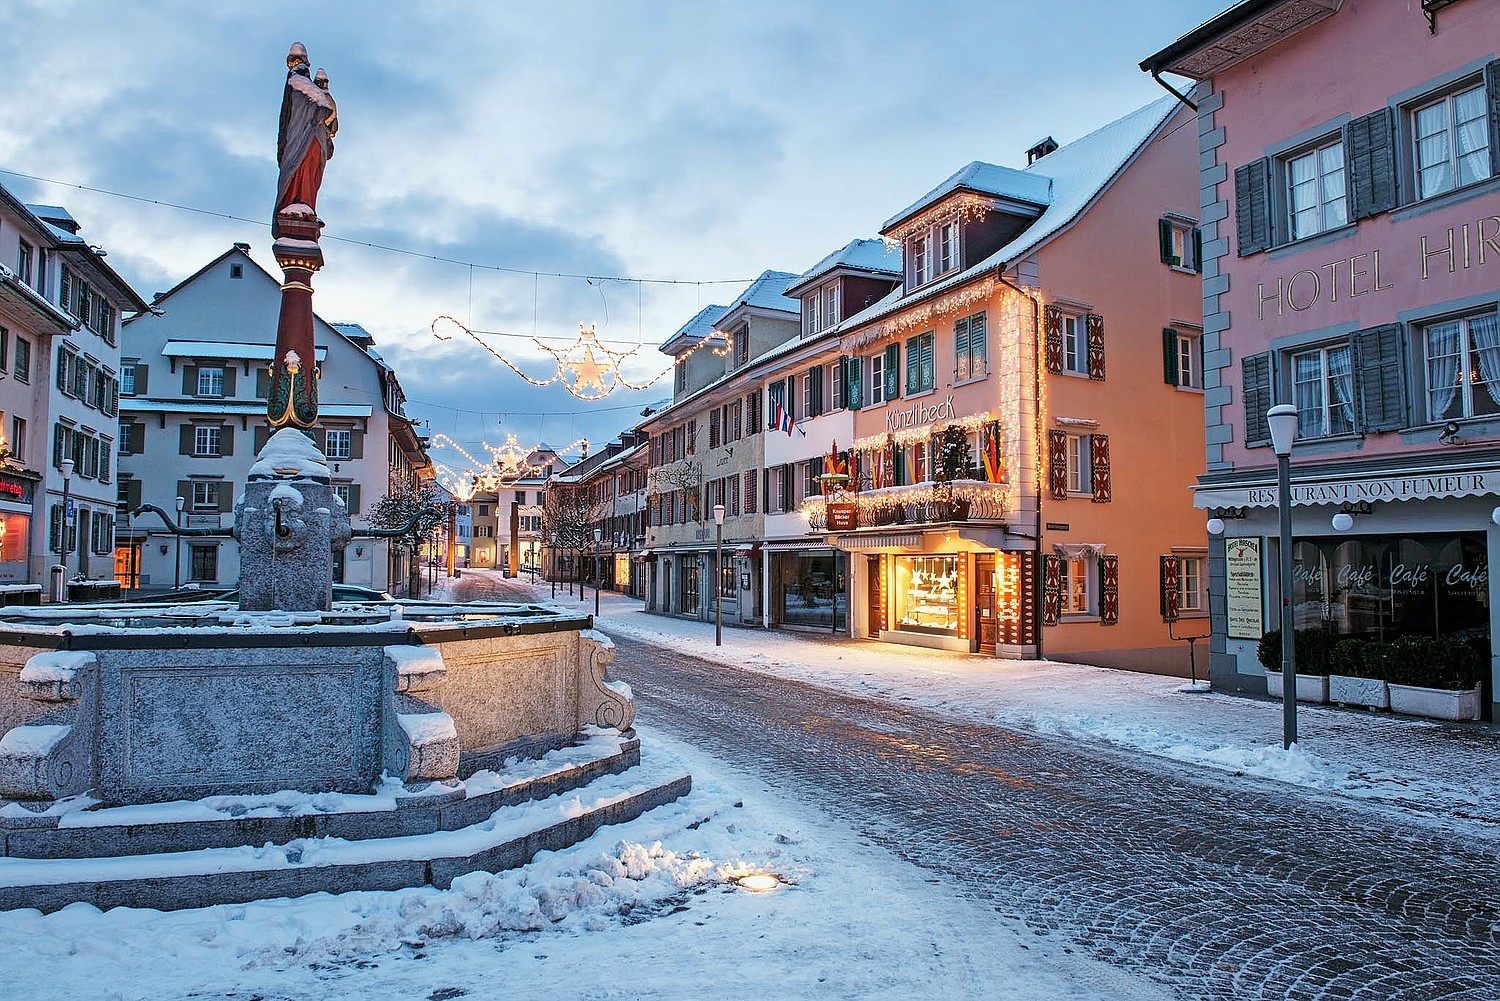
[1225,537,1263,640]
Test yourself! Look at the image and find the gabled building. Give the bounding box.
[1144,0,1500,714]
[117,244,429,593]
[798,97,1205,670]
[0,186,148,591]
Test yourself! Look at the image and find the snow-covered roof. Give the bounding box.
[658,304,728,353]
[25,204,78,232]
[790,238,901,292]
[162,340,330,363]
[40,220,85,246]
[120,399,372,418]
[724,270,800,316]
[882,161,1052,232]
[840,96,1179,333]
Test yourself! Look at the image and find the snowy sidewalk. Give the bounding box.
[456,572,1500,831]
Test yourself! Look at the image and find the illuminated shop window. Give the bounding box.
[894,554,960,635]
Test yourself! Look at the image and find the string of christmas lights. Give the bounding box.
[431,315,732,401]
[429,432,590,500]
[843,278,998,350]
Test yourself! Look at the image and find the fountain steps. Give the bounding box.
[0,736,692,914]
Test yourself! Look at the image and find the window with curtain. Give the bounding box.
[1286,139,1347,239]
[1424,312,1500,421]
[1412,83,1490,200]
[1292,344,1355,437]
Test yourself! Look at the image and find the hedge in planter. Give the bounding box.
[1328,638,1389,710]
[1378,635,1482,691]
[1257,628,1335,675]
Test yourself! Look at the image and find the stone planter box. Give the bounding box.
[1388,683,1482,722]
[1266,671,1330,703]
[1328,674,1389,710]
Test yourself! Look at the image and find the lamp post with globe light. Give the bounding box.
[1268,403,1299,750]
[713,503,725,646]
[593,527,602,616]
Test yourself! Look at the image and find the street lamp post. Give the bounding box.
[1268,403,1299,750]
[59,457,75,600]
[713,503,725,647]
[174,494,185,589]
[550,533,558,599]
[593,527,602,616]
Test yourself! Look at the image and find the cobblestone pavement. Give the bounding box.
[608,634,1500,1001]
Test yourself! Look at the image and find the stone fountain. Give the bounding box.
[0,45,687,913]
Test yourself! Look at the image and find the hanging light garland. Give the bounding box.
[843,278,998,351]
[430,432,590,499]
[432,315,732,401]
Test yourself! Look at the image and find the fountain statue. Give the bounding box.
[0,44,685,914]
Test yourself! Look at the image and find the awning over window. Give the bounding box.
[633,549,652,561]
[733,541,762,558]
[1193,460,1500,509]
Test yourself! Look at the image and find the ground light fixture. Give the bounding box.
[734,873,781,892]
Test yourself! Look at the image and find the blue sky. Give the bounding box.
[0,0,1225,466]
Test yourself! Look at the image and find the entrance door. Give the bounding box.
[975,553,997,655]
[114,542,142,590]
[866,555,883,636]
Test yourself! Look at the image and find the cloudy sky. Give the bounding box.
[0,0,1223,469]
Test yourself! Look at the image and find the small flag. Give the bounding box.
[775,402,795,437]
[982,422,1005,483]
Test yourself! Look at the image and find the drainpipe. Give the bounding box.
[1149,68,1198,113]
[997,273,1045,663]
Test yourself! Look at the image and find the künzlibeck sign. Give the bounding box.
[885,394,957,433]
[1197,470,1497,509]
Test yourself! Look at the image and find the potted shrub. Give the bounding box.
[1328,638,1389,710]
[1257,627,1332,703]
[1383,635,1484,721]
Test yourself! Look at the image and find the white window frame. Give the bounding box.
[937,221,959,275]
[194,425,222,457]
[326,429,352,460]
[1291,343,1356,438]
[1177,330,1202,390]
[1059,557,1095,616]
[907,231,931,288]
[120,362,136,396]
[191,480,219,512]
[1062,315,1087,375]
[332,483,353,511]
[804,290,822,335]
[1065,434,1091,495]
[1412,81,1491,200]
[1423,311,1500,422]
[197,366,224,398]
[1178,554,1208,614]
[1284,138,1348,241]
[869,352,886,405]
[821,282,838,329]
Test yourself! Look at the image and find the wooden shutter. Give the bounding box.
[182,365,199,395]
[255,367,271,399]
[1100,554,1119,625]
[1042,555,1061,627]
[134,364,149,395]
[124,478,142,511]
[1044,304,1063,374]
[253,423,272,453]
[709,408,721,448]
[220,424,234,457]
[1234,158,1273,255]
[1163,328,1180,386]
[811,365,824,415]
[175,480,192,511]
[56,349,68,391]
[179,423,194,455]
[1160,555,1181,622]
[347,484,361,515]
[1348,107,1397,219]
[218,480,235,512]
[1018,551,1038,646]
[847,356,863,410]
[744,470,757,514]
[349,429,364,459]
[52,424,65,466]
[1047,429,1068,499]
[1489,60,1500,179]
[1242,352,1273,446]
[1158,218,1175,264]
[1090,434,1111,503]
[686,420,697,455]
[884,343,899,399]
[1085,313,1105,381]
[1354,323,1406,432]
[49,504,61,553]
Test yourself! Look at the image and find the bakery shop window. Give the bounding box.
[894,555,960,635]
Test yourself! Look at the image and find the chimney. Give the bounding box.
[1025,136,1059,166]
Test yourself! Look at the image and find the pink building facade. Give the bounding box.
[1145,0,1500,718]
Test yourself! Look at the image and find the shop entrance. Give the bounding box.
[867,555,883,636]
[975,553,996,654]
[114,542,142,591]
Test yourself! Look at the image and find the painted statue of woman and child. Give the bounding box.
[274,42,338,237]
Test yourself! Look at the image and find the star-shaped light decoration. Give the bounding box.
[431,434,590,500]
[430,315,732,401]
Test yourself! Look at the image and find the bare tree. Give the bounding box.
[367,478,445,598]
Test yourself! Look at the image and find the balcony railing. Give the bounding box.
[801,479,1009,531]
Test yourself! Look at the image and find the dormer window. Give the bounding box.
[906,221,962,289]
[803,283,841,336]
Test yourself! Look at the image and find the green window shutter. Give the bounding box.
[1234,158,1273,255]
[955,318,971,381]
[884,343,899,399]
[810,365,824,415]
[1348,107,1398,219]
[970,313,987,375]
[1353,323,1406,432]
[1488,60,1500,179]
[1192,228,1203,273]
[1163,328,1180,386]
[220,425,234,457]
[182,365,199,395]
[56,349,67,391]
[1158,218,1174,264]
[1242,352,1273,446]
[905,336,919,392]
[847,356,863,410]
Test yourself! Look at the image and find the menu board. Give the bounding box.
[1225,537,1264,640]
